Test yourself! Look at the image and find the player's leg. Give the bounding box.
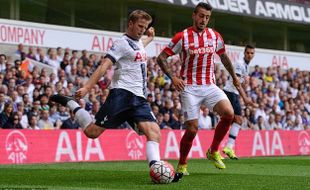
[176,90,202,175]
[50,94,104,138]
[223,91,242,159]
[137,121,161,165]
[131,96,182,182]
[223,116,242,159]
[203,85,234,169]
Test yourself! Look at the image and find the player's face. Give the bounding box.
[192,7,211,32]
[128,18,150,40]
[244,48,255,63]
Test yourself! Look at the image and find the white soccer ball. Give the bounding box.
[150,160,175,184]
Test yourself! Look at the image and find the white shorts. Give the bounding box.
[181,84,229,121]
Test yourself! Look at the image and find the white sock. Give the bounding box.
[146,141,160,164]
[227,123,241,149]
[67,100,80,111]
[75,109,93,130]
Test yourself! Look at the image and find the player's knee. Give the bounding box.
[145,124,161,142]
[185,121,198,136]
[84,128,100,139]
[222,107,234,119]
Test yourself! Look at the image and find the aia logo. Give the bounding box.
[134,52,147,62]
[126,130,145,159]
[298,131,310,155]
[5,130,28,163]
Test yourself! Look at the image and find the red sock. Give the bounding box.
[179,129,196,165]
[210,116,234,153]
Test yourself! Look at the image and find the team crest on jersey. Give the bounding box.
[207,39,213,45]
[110,44,116,51]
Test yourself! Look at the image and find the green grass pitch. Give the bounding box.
[0,156,309,190]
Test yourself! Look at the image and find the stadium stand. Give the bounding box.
[0,43,309,130]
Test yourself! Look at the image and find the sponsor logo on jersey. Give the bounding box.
[189,47,215,55]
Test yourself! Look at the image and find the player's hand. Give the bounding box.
[146,27,155,38]
[233,77,241,89]
[244,98,258,108]
[75,87,89,99]
[171,76,185,91]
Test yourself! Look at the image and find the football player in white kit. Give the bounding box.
[223,45,257,159]
[50,10,182,182]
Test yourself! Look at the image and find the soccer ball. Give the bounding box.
[150,160,175,184]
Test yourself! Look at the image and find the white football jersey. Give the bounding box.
[223,58,249,95]
[106,35,148,98]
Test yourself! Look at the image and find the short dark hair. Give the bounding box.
[194,2,213,13]
[244,44,255,52]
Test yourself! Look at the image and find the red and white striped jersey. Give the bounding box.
[163,26,226,85]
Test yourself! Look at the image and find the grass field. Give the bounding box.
[0,156,309,190]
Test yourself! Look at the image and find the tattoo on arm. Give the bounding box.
[220,53,236,78]
[156,53,173,79]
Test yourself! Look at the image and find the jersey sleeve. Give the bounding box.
[105,39,127,64]
[163,32,183,56]
[214,31,226,55]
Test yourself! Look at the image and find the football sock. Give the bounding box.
[74,108,93,130]
[210,116,234,153]
[179,129,196,165]
[67,100,80,111]
[67,100,92,130]
[146,141,160,165]
[227,122,241,149]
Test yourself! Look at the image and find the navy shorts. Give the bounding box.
[224,90,242,116]
[95,88,156,129]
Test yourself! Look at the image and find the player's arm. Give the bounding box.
[220,53,255,106]
[142,27,155,47]
[75,58,113,99]
[157,51,185,91]
[220,53,240,87]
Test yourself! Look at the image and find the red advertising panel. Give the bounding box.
[0,130,309,164]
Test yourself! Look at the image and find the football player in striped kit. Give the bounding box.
[157,2,252,174]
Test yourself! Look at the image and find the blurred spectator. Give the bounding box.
[254,102,268,122]
[16,102,28,128]
[15,43,25,56]
[3,112,23,129]
[26,46,36,60]
[274,112,284,130]
[198,107,212,129]
[264,114,276,130]
[0,54,7,73]
[56,47,63,62]
[251,65,263,79]
[0,102,14,127]
[38,108,54,129]
[61,110,81,129]
[0,92,6,112]
[253,116,266,130]
[27,114,40,129]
